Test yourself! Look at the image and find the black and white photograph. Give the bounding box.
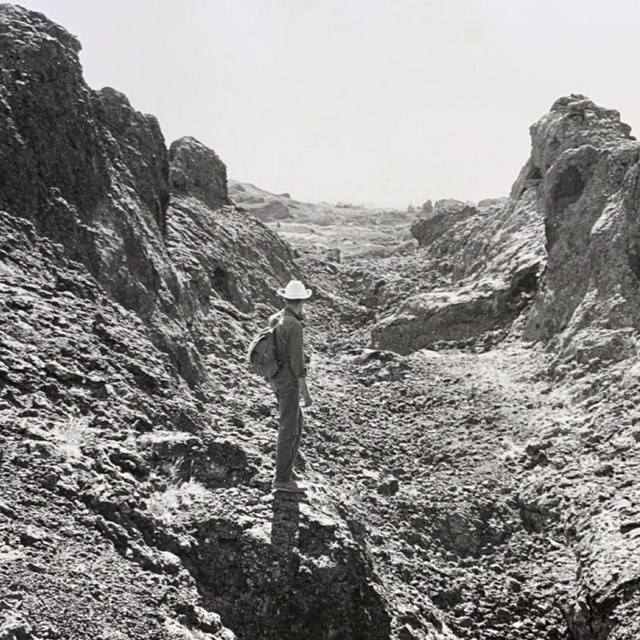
[0,1,639,638]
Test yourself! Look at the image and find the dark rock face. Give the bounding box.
[98,87,170,235]
[0,5,111,225]
[0,3,173,329]
[0,4,300,389]
[410,201,477,247]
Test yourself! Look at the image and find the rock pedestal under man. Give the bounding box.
[268,280,313,493]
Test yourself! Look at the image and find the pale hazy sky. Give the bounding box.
[16,0,640,207]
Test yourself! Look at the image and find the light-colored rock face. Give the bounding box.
[373,188,545,353]
[373,94,640,361]
[519,95,640,364]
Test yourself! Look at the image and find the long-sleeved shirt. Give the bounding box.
[268,306,307,381]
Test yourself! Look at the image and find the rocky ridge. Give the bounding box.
[334,95,640,639]
[368,95,640,363]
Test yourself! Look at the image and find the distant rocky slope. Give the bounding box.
[371,95,640,362]
[0,5,396,640]
[230,179,419,263]
[230,179,417,228]
[228,180,295,221]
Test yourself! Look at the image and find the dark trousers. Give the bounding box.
[272,378,304,482]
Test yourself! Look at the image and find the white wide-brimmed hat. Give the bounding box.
[277,279,313,300]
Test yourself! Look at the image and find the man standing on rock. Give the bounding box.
[269,280,313,494]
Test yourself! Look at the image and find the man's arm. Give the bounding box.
[298,377,312,407]
[289,323,312,406]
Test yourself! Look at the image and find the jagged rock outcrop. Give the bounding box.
[397,94,640,362]
[375,95,640,356]
[0,6,170,314]
[0,3,301,389]
[516,95,640,364]
[169,137,229,211]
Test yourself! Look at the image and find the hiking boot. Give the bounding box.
[272,479,307,493]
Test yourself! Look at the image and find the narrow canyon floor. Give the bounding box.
[255,334,579,639]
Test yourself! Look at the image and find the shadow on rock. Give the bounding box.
[271,492,302,576]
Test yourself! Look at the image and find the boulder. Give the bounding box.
[169,136,229,210]
[410,202,477,247]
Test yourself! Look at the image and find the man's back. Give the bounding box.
[269,307,306,383]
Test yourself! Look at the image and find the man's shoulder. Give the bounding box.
[279,313,302,330]
[268,310,284,328]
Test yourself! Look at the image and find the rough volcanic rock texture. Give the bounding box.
[169,136,229,211]
[0,3,301,389]
[516,95,640,363]
[0,4,170,317]
[372,194,545,353]
[410,201,477,247]
[0,207,396,640]
[0,6,397,640]
[374,94,640,356]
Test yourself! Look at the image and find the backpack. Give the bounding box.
[247,324,281,381]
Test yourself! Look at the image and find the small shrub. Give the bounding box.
[52,416,90,460]
[146,478,208,523]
